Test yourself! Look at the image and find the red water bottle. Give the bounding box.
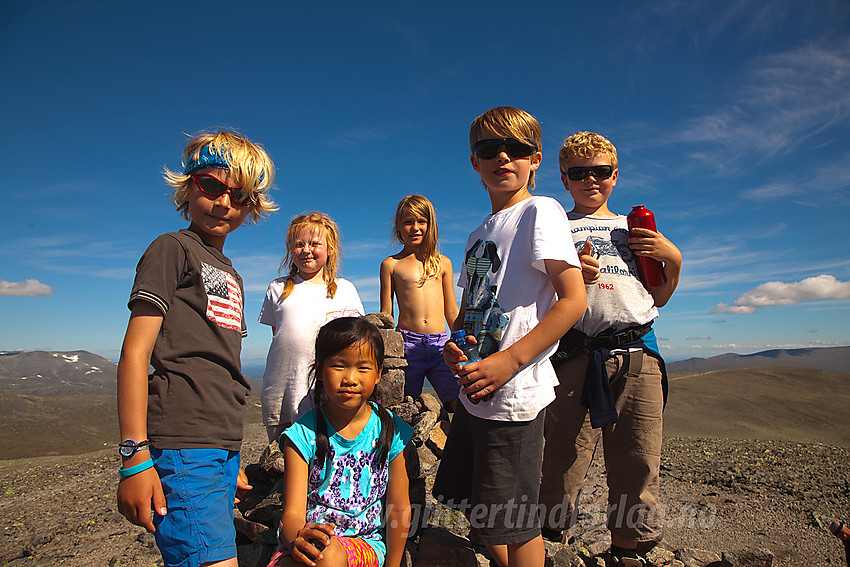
[627,205,666,288]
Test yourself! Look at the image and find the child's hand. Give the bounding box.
[443,336,471,373]
[235,467,252,504]
[117,467,167,533]
[457,349,520,402]
[628,228,682,265]
[290,522,335,566]
[578,240,600,285]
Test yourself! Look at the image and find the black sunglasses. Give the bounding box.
[566,165,614,181]
[192,174,256,206]
[472,137,539,160]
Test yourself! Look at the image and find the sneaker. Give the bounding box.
[608,554,647,567]
[540,526,563,543]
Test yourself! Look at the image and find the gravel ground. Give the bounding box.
[1,424,848,566]
[659,437,850,565]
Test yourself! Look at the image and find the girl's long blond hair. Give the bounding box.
[393,195,441,286]
[278,212,341,302]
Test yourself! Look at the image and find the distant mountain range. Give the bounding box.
[666,345,850,374]
[0,350,117,395]
[0,345,846,399]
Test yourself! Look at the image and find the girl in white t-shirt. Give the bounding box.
[259,212,364,442]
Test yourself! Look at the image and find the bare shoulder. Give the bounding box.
[381,255,398,271]
[439,254,454,273]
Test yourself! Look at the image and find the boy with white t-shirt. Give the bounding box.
[434,106,586,567]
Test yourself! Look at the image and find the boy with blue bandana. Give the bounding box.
[117,131,277,567]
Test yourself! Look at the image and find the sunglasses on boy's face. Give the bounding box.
[472,137,539,160]
[566,165,615,181]
[192,174,255,206]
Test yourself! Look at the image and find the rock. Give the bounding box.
[408,478,427,537]
[675,548,722,567]
[416,444,438,474]
[380,329,405,358]
[384,356,408,369]
[234,515,271,544]
[418,393,442,415]
[730,548,774,567]
[376,368,405,406]
[646,545,676,565]
[242,482,283,526]
[363,312,395,329]
[547,544,585,566]
[135,531,156,550]
[413,526,478,566]
[411,411,439,447]
[259,442,285,475]
[238,464,279,516]
[237,541,276,567]
[426,422,447,457]
[585,539,609,557]
[392,398,420,426]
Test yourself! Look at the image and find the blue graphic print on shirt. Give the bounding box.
[463,239,509,358]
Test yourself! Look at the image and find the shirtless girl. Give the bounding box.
[380,195,460,409]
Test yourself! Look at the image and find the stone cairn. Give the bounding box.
[232,313,775,567]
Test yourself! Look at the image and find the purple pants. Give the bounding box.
[399,329,460,404]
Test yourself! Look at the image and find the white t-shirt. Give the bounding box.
[458,196,580,421]
[258,275,364,425]
[567,213,658,337]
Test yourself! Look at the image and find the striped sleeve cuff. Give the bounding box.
[128,290,168,315]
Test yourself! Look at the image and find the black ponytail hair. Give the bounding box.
[310,316,395,470]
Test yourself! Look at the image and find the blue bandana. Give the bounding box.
[183,145,230,175]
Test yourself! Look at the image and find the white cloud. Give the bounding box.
[324,128,390,150]
[711,274,850,313]
[669,42,850,169]
[742,157,850,205]
[0,279,54,296]
[348,276,380,305]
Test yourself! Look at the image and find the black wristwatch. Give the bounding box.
[118,439,150,458]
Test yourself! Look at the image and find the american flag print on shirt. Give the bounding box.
[201,262,243,332]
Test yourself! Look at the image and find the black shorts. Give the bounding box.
[431,403,545,546]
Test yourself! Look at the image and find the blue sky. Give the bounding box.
[1,1,849,368]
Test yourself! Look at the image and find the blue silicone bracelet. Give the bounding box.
[118,458,154,478]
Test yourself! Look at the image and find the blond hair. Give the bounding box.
[163,130,278,223]
[469,106,542,190]
[278,212,342,302]
[393,195,442,285]
[559,131,618,174]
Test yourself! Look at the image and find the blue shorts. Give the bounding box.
[399,329,460,404]
[151,448,240,567]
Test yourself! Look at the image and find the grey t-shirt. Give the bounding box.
[129,229,249,450]
[567,213,658,337]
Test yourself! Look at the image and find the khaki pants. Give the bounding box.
[540,350,663,543]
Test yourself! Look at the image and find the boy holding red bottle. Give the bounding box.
[539,131,681,566]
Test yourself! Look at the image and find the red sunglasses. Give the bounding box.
[192,174,255,206]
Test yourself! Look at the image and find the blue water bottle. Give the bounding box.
[451,330,492,404]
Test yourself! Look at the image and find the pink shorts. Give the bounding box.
[266,537,379,567]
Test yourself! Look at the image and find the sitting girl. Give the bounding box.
[269,317,413,567]
[259,212,364,442]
